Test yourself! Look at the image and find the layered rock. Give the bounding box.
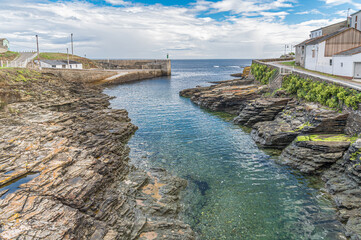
[233,97,290,127]
[251,103,349,149]
[180,82,265,114]
[0,69,194,239]
[280,135,352,174]
[322,139,361,239]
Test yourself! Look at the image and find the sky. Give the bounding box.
[0,0,360,59]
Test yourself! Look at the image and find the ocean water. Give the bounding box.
[104,59,346,240]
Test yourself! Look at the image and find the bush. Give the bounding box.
[251,63,277,85]
[282,74,361,110]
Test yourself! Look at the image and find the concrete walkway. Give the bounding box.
[10,52,37,67]
[267,61,361,92]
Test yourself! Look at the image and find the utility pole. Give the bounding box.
[67,48,70,68]
[36,35,40,66]
[71,33,74,56]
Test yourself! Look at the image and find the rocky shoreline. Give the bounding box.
[180,76,361,239]
[0,69,194,239]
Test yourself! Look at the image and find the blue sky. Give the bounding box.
[1,0,360,58]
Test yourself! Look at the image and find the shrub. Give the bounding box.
[251,63,277,85]
[282,74,361,110]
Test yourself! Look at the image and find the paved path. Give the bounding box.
[11,52,37,67]
[267,61,361,91]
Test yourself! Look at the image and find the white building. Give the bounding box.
[303,28,361,79]
[333,46,361,78]
[39,59,83,69]
[0,38,9,53]
[350,10,361,31]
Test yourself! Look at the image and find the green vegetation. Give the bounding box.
[350,149,361,161]
[280,61,295,67]
[0,51,19,62]
[39,52,97,69]
[0,68,42,83]
[282,74,361,110]
[296,134,358,143]
[251,63,277,85]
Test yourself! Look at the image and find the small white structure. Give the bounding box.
[39,59,83,69]
[350,10,361,31]
[0,38,9,53]
[333,46,361,79]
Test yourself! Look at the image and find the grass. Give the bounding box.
[296,134,358,143]
[280,61,295,67]
[39,52,98,69]
[0,68,42,84]
[0,51,19,62]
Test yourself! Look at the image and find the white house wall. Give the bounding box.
[305,42,332,74]
[333,53,361,77]
[40,62,83,69]
[305,45,317,70]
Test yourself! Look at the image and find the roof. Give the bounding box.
[310,20,347,33]
[305,27,350,46]
[351,10,361,16]
[334,45,361,56]
[295,36,323,46]
[40,59,81,65]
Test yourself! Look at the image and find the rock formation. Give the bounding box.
[0,69,194,239]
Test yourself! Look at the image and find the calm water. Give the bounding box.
[104,60,346,240]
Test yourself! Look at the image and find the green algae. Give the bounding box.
[296,134,358,143]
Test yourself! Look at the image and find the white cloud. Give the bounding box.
[105,0,129,5]
[208,0,295,14]
[295,9,324,15]
[0,0,343,59]
[322,0,361,8]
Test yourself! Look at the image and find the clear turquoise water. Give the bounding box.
[104,60,346,240]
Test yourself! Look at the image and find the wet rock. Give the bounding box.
[233,97,290,127]
[280,135,351,174]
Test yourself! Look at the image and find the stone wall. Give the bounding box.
[40,68,117,83]
[95,59,171,76]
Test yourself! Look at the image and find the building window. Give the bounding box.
[52,65,56,68]
[341,62,343,67]
[330,59,332,66]
[312,49,315,58]
[62,65,66,68]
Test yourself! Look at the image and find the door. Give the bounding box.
[355,62,361,79]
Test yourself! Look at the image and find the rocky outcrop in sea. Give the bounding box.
[0,69,194,239]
